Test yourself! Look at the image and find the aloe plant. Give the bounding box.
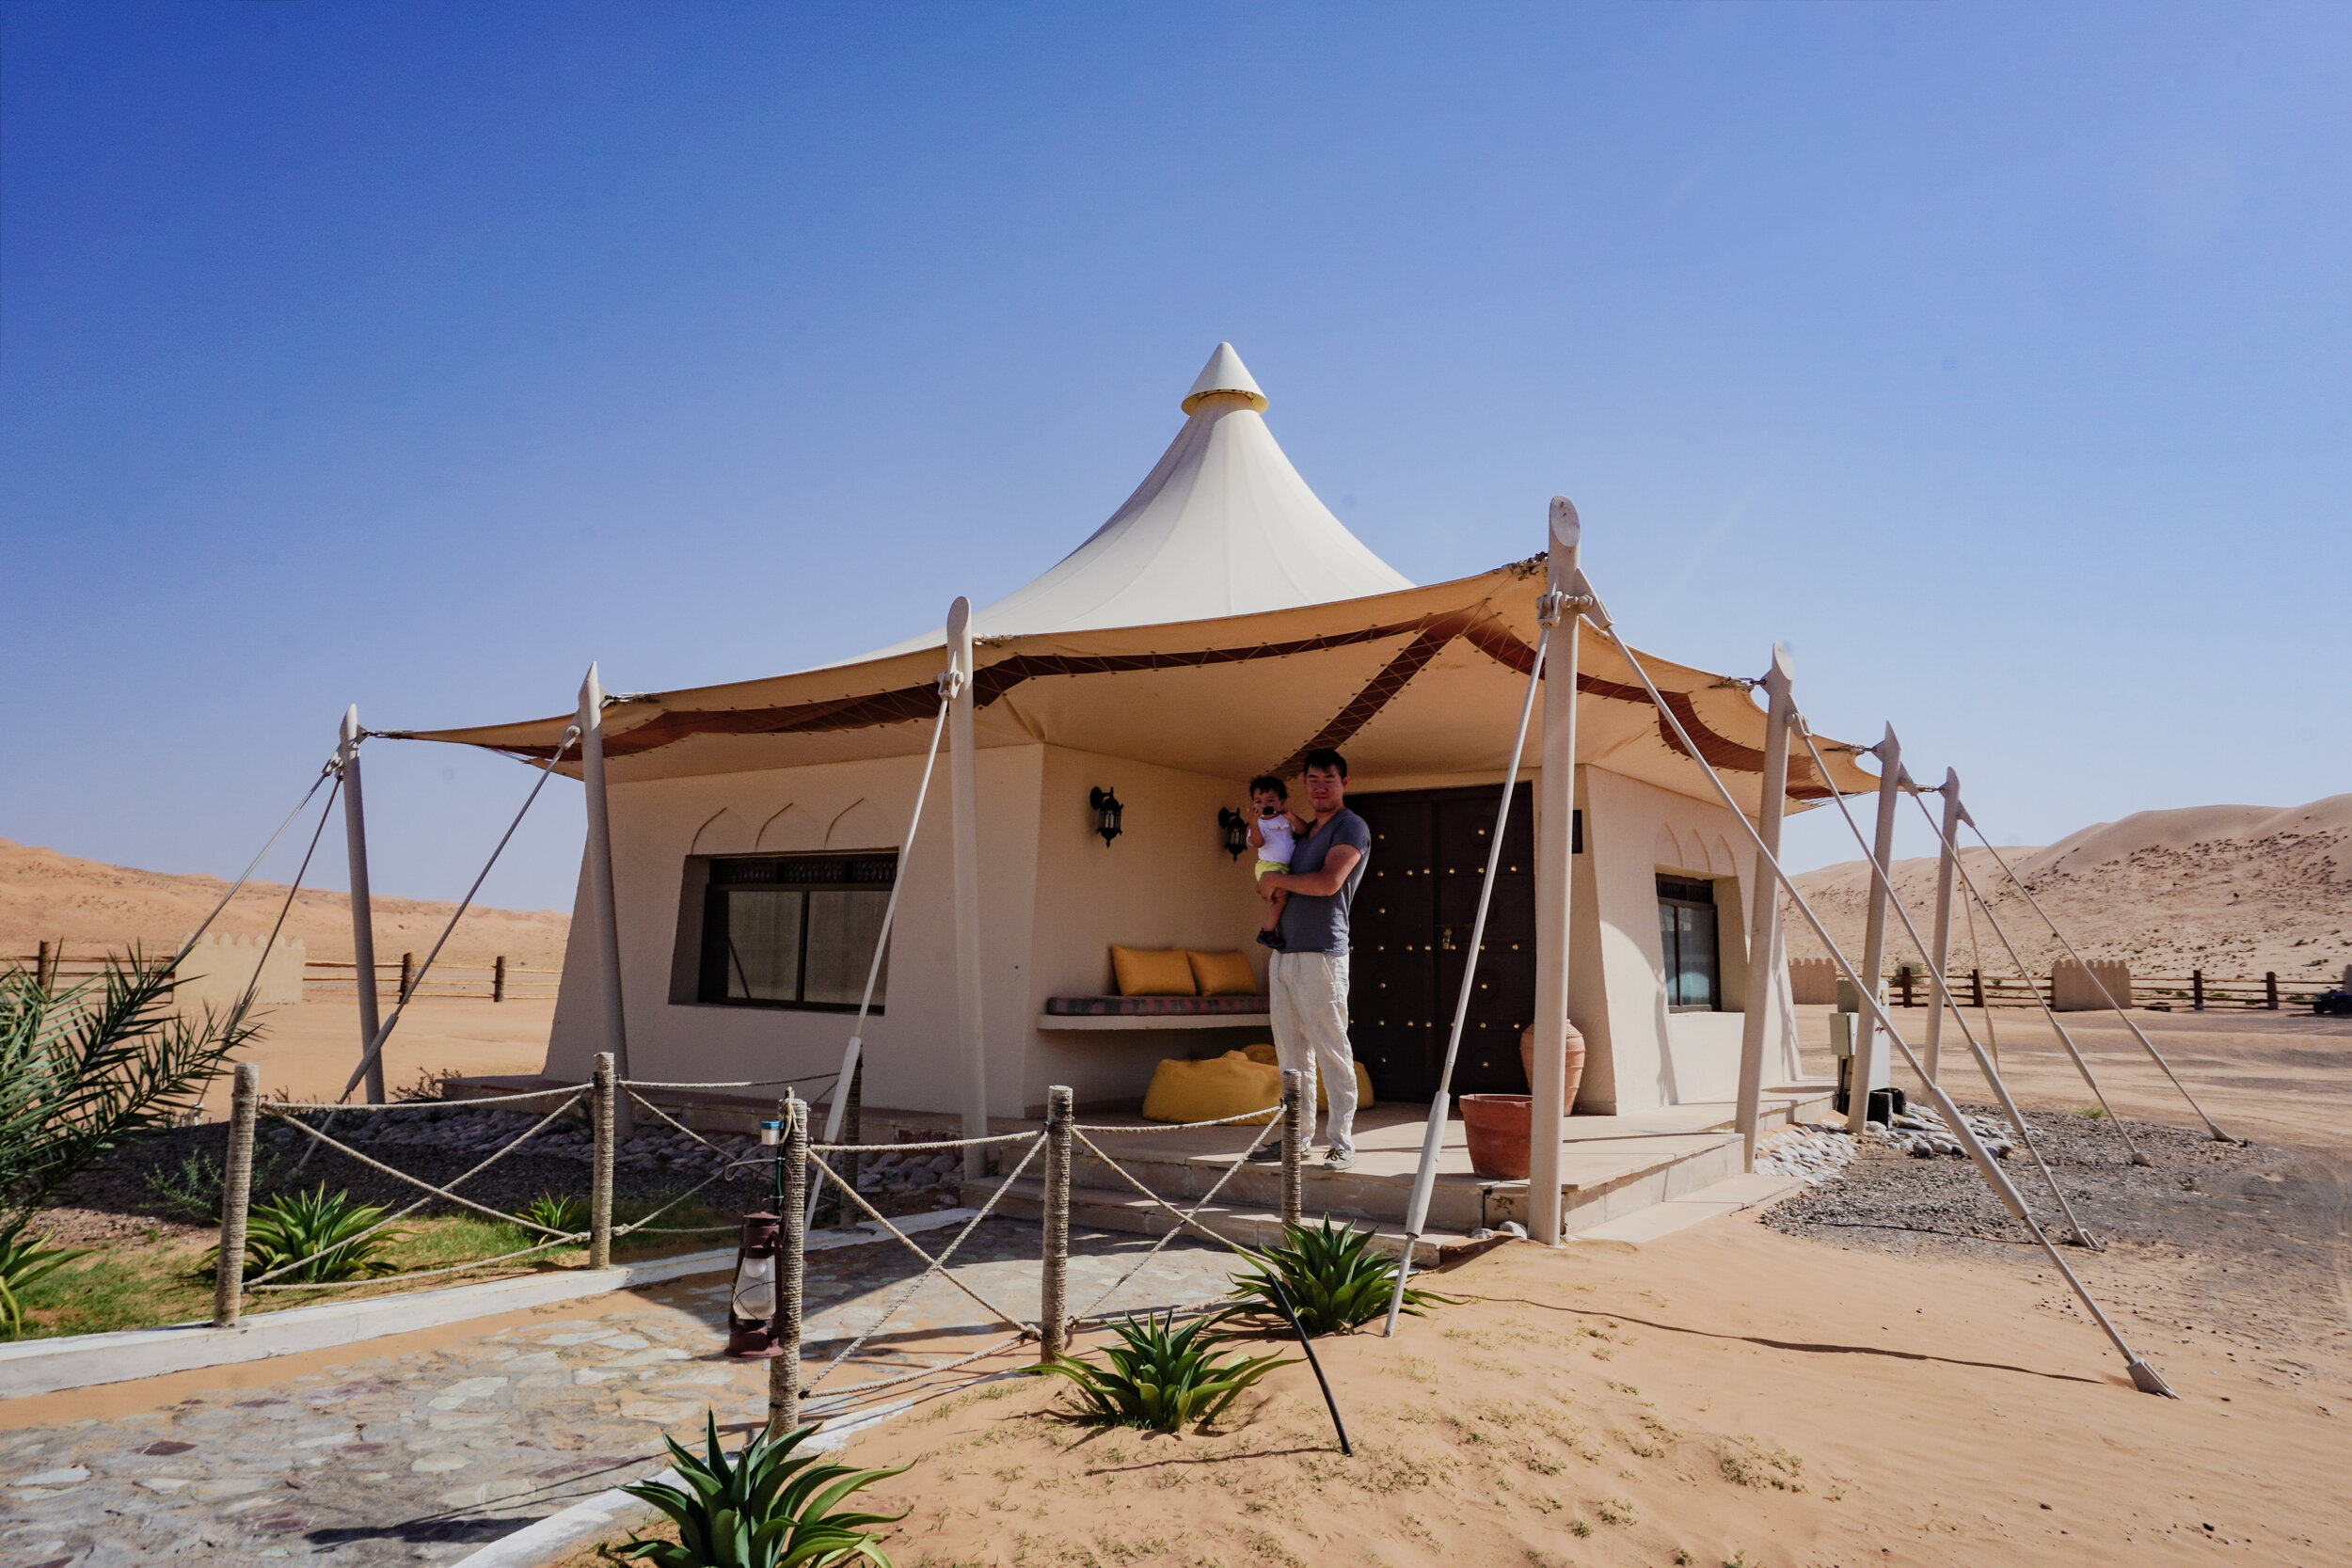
[215,1184,408,1285]
[1225,1215,1450,1335]
[611,1411,906,1568]
[518,1191,588,1236]
[1036,1309,1295,1433]
[0,1224,90,1338]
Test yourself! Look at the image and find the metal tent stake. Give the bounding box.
[579,664,633,1138]
[338,707,386,1104]
[1844,724,1901,1136]
[1528,496,1584,1244]
[1735,649,1794,1171]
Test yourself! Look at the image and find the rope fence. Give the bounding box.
[208,1060,1323,1428]
[204,1055,1343,1445]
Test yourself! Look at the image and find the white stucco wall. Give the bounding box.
[545,746,1044,1117]
[1024,745,1267,1113]
[543,745,1797,1120]
[1575,767,1798,1113]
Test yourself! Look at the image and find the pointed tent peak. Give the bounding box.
[1181,342,1268,415]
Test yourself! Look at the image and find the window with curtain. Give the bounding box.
[698,853,897,1011]
[1656,873,1722,1012]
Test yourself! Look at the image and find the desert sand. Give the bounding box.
[184,995,560,1117]
[767,1202,2344,1567]
[1786,794,2352,981]
[0,836,570,970]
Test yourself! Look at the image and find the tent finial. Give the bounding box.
[1182,342,1268,415]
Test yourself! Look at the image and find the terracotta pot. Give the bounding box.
[1518,1022,1588,1115]
[1460,1093,1533,1180]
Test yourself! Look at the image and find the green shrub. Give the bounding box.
[1,955,256,1233]
[1225,1215,1449,1335]
[0,1225,90,1338]
[216,1184,408,1285]
[1035,1309,1294,1433]
[610,1410,905,1568]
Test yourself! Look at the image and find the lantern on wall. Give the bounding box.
[1216,806,1248,860]
[724,1212,784,1357]
[1089,786,1124,845]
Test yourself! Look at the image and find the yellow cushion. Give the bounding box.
[1139,1051,1280,1125]
[1239,1042,1375,1110]
[1186,949,1261,997]
[1110,945,1197,997]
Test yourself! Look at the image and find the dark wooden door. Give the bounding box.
[1348,784,1536,1102]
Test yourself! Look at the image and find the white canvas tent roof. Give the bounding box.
[856,343,1412,657]
[392,345,1876,812]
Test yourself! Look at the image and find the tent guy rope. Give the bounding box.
[1915,787,2149,1165]
[1594,614,2175,1396]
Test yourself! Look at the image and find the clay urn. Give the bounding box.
[1518,1022,1588,1115]
[1460,1094,1533,1180]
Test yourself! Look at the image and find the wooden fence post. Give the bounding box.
[1970,969,1985,1009]
[213,1063,260,1328]
[768,1095,807,1437]
[399,951,415,1002]
[2265,972,2279,1011]
[1280,1069,1305,1229]
[35,940,53,991]
[2192,969,2204,1011]
[493,956,506,1003]
[1039,1085,1073,1363]
[590,1053,615,1269]
[1899,969,1915,1008]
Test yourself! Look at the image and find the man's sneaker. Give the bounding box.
[1255,928,1286,950]
[1243,1144,1283,1164]
[1321,1148,1357,1171]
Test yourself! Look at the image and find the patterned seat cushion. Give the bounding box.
[1043,994,1271,1017]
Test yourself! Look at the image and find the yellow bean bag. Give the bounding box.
[1139,1051,1280,1125]
[1241,1041,1375,1110]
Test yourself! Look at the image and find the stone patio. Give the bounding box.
[0,1220,1235,1567]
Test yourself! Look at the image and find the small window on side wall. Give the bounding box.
[1656,873,1722,1013]
[697,853,897,1011]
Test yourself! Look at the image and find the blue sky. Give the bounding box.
[4,3,2345,913]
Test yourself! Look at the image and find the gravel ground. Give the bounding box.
[1763,1101,2349,1354]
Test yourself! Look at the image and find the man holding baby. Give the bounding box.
[1248,748,1370,1171]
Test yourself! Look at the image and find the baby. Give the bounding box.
[1246,774,1306,950]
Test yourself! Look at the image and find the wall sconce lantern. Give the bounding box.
[724,1212,784,1357]
[1089,786,1124,846]
[1216,806,1249,860]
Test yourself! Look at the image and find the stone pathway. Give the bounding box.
[1,1222,1235,1567]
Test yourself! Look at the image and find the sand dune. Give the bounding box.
[0,837,570,970]
[1784,794,2352,981]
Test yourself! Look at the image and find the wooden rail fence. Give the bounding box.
[15,942,559,1003]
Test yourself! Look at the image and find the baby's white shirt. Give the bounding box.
[1256,813,1296,863]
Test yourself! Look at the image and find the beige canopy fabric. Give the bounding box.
[388,560,1876,816]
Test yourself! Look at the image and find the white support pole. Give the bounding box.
[1528,497,1583,1246]
[580,664,632,1137]
[946,598,990,1182]
[1918,768,1963,1085]
[1844,725,1902,1135]
[338,706,386,1105]
[1735,646,1794,1173]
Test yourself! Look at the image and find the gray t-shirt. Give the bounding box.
[1277,808,1373,956]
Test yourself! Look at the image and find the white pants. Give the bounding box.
[1269,951,1358,1157]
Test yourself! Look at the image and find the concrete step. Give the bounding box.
[970,1178,1476,1264]
[1574,1172,1804,1244]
